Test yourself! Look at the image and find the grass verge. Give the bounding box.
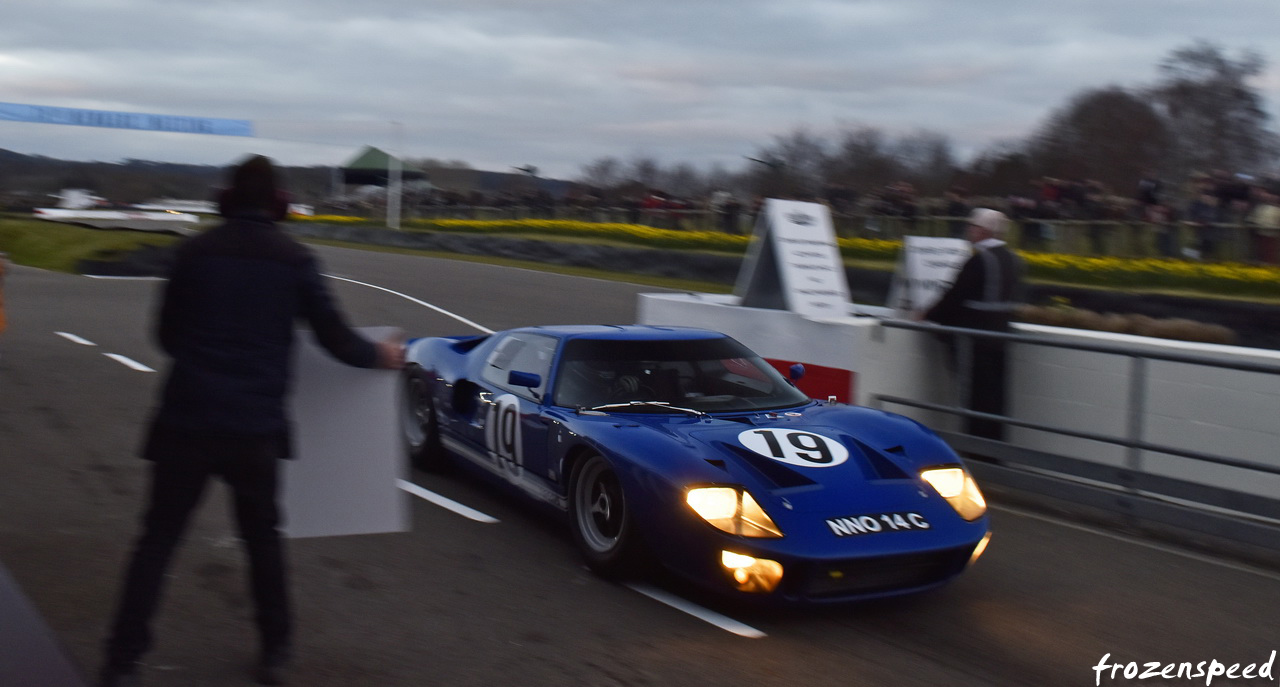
[298,236,735,294]
[0,215,178,272]
[0,216,734,294]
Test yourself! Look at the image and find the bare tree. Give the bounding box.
[703,162,743,196]
[1027,86,1171,190]
[1150,41,1278,176]
[745,128,829,199]
[891,130,959,195]
[824,127,902,193]
[576,156,624,189]
[965,142,1036,197]
[626,155,662,190]
[656,162,706,199]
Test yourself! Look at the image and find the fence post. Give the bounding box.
[1122,356,1149,512]
[957,334,974,428]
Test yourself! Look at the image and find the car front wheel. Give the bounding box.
[403,366,446,471]
[569,453,640,577]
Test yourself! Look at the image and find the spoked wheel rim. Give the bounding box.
[403,373,432,449]
[574,457,627,554]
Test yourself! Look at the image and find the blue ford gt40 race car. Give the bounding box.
[402,325,990,602]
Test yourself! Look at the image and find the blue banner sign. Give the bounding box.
[0,102,253,137]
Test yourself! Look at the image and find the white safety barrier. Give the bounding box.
[639,291,1280,512]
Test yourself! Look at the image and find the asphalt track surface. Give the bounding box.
[2,244,1279,687]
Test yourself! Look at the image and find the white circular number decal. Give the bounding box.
[738,429,849,468]
[485,394,524,478]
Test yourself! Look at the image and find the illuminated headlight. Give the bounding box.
[720,550,783,593]
[920,467,987,521]
[686,487,784,538]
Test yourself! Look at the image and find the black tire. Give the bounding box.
[403,366,446,471]
[568,453,640,577]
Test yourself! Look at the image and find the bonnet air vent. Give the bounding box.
[853,439,911,480]
[722,444,817,488]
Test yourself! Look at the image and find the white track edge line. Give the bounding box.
[324,275,494,334]
[103,353,155,372]
[627,583,766,638]
[55,331,96,346]
[397,479,500,524]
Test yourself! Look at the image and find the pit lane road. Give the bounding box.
[1,245,1277,687]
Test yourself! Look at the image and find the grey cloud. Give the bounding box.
[1,0,1277,178]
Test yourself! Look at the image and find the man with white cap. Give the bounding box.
[921,207,1025,444]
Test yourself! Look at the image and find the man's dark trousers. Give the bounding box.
[968,339,1008,441]
[104,431,291,668]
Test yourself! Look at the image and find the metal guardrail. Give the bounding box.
[872,319,1280,549]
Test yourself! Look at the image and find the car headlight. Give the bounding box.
[686,486,784,538]
[920,467,987,521]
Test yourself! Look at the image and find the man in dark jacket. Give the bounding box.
[921,208,1024,443]
[99,155,404,687]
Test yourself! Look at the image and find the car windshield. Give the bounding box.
[552,337,810,413]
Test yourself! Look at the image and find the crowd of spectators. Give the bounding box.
[326,170,1280,263]
[996,171,1280,262]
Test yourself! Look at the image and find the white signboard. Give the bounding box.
[887,236,971,314]
[283,326,409,538]
[736,199,851,320]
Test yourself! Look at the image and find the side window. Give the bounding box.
[481,332,557,400]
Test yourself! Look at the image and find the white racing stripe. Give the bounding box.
[103,353,155,372]
[627,583,767,638]
[55,331,96,346]
[324,275,494,334]
[397,479,500,524]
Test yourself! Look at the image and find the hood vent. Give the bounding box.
[721,444,818,488]
[852,439,911,480]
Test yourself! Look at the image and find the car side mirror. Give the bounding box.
[508,370,542,389]
[789,363,806,381]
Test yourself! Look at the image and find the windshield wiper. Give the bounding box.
[580,401,708,418]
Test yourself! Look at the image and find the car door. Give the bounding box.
[475,332,559,498]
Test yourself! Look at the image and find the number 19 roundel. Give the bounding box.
[486,394,524,478]
[738,428,849,468]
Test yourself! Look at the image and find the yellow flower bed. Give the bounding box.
[1021,251,1280,296]
[419,218,752,252]
[305,214,368,223]
[294,215,1280,297]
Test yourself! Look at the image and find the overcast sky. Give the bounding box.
[3,0,1278,179]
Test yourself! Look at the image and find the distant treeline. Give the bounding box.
[0,149,336,208]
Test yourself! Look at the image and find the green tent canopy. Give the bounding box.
[341,146,428,186]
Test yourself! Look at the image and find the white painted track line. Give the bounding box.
[55,332,96,346]
[324,275,494,334]
[397,479,500,524]
[627,583,766,638]
[102,353,154,372]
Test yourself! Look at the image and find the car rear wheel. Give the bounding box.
[569,453,640,577]
[403,366,446,471]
